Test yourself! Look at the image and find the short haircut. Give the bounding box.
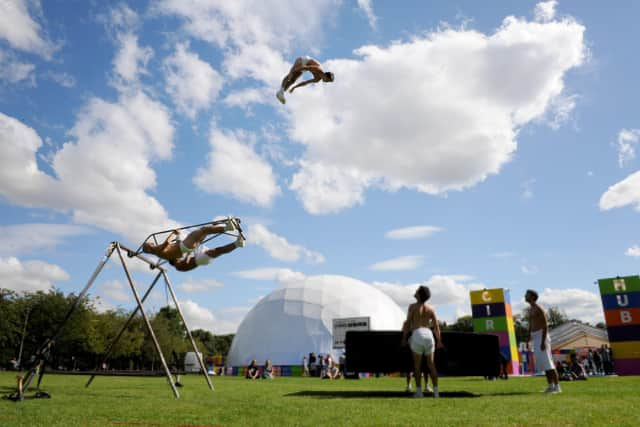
[417,285,431,303]
[526,289,539,301]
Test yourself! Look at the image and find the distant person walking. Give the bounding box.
[525,289,561,393]
[401,285,442,398]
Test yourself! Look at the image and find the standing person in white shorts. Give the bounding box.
[276,56,334,104]
[525,289,561,393]
[401,285,443,398]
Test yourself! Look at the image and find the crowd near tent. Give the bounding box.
[227,276,405,366]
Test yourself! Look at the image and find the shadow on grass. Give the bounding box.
[285,390,480,399]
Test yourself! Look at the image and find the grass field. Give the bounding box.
[1,371,639,426]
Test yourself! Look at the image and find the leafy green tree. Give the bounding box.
[443,315,473,332]
[0,289,21,366]
[141,306,189,370]
[547,306,569,328]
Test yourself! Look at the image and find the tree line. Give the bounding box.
[0,288,233,371]
[1,287,603,371]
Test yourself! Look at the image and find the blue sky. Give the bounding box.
[1,0,639,333]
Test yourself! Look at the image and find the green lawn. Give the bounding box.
[1,371,639,426]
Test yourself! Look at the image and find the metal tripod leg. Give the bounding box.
[162,271,215,392]
[115,244,180,398]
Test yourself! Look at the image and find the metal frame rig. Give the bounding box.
[3,227,237,401]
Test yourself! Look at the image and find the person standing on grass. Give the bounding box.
[401,285,442,398]
[525,289,561,394]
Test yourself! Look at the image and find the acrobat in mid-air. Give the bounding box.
[276,56,334,104]
[142,217,245,272]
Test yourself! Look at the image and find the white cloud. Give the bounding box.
[0,256,69,293]
[154,0,337,107]
[154,0,334,60]
[177,278,224,293]
[534,1,558,23]
[98,280,130,302]
[47,71,76,88]
[113,32,153,83]
[536,287,604,325]
[180,299,241,334]
[0,92,178,242]
[521,178,536,199]
[490,251,516,258]
[231,267,305,282]
[373,275,486,323]
[521,264,539,275]
[599,170,640,212]
[0,49,35,84]
[289,162,370,214]
[385,225,443,240]
[163,43,223,118]
[369,255,424,271]
[193,127,280,207]
[223,87,269,109]
[0,223,92,256]
[180,299,215,330]
[357,0,378,29]
[625,245,640,257]
[547,93,578,129]
[615,128,640,168]
[248,224,325,263]
[286,9,585,214]
[0,0,57,58]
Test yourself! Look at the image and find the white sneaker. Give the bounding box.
[543,385,556,393]
[432,386,439,398]
[424,384,433,394]
[235,235,245,248]
[276,88,286,104]
[553,384,562,394]
[405,385,412,393]
[225,217,237,232]
[413,389,423,398]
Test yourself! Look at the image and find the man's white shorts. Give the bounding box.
[531,330,554,372]
[194,245,212,266]
[409,327,435,356]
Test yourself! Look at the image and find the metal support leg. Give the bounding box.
[115,244,180,398]
[162,271,215,392]
[9,243,116,401]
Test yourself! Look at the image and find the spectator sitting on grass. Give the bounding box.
[262,359,274,379]
[246,359,259,380]
[569,354,588,380]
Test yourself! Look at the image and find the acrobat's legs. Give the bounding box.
[182,225,226,249]
[281,69,302,91]
[205,241,238,259]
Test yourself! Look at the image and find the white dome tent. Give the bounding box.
[227,275,406,367]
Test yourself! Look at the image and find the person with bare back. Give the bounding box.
[401,285,443,398]
[276,56,334,104]
[142,218,244,271]
[526,289,561,394]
